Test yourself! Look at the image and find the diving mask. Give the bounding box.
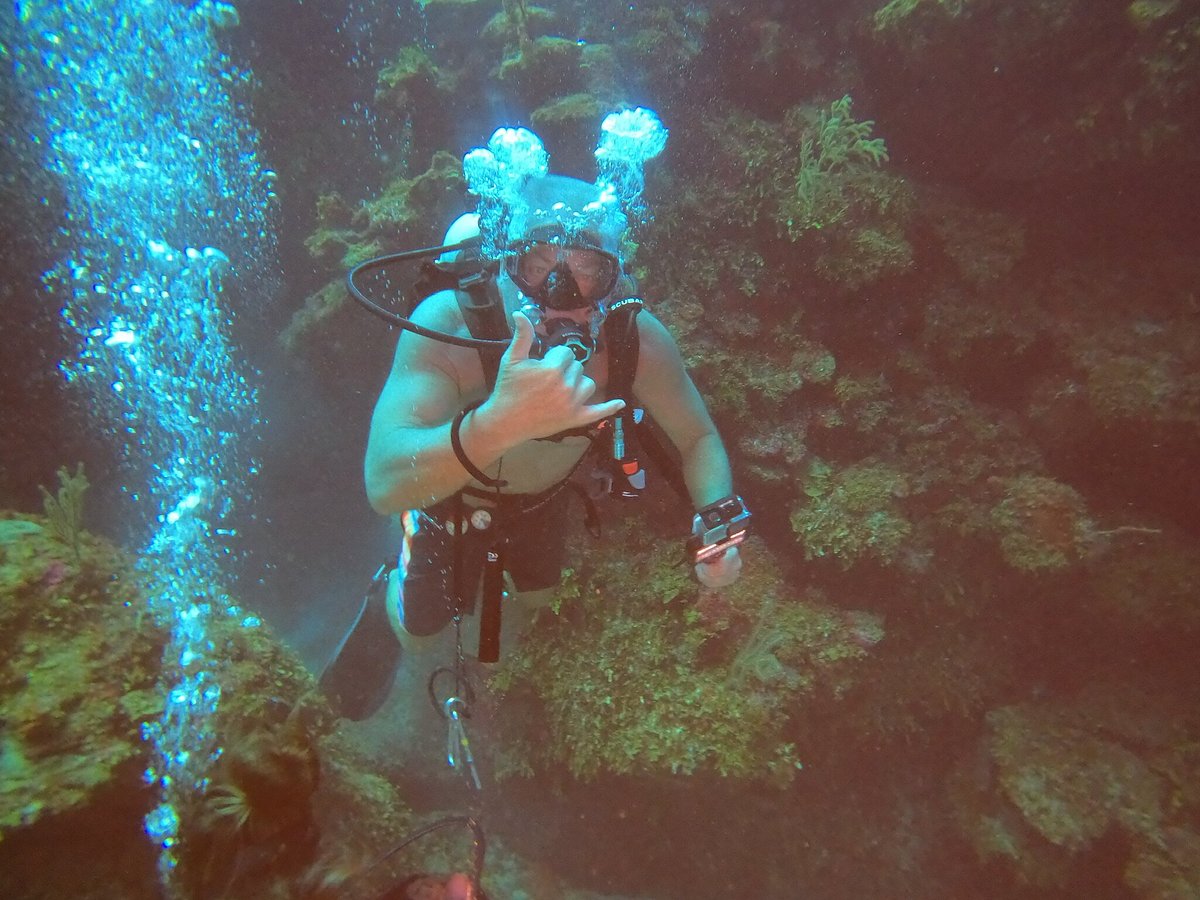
[506,241,620,311]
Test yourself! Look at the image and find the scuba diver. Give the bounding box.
[320,113,749,727]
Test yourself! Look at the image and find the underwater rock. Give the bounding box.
[481,3,558,47]
[990,705,1163,850]
[862,0,1200,181]
[375,46,448,114]
[0,512,163,831]
[950,686,1200,895]
[791,458,915,568]
[922,191,1027,288]
[417,0,497,46]
[496,35,585,107]
[488,528,867,785]
[1126,825,1200,900]
[0,509,421,898]
[986,474,1093,572]
[1086,533,1200,634]
[641,96,914,336]
[697,9,835,118]
[530,92,607,176]
[0,511,166,894]
[619,5,706,105]
[286,151,468,396]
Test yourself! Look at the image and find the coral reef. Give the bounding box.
[778,95,891,236]
[987,474,1093,572]
[873,0,975,41]
[37,462,89,562]
[0,511,421,899]
[376,46,447,113]
[863,0,1200,180]
[1086,533,1200,633]
[496,35,584,106]
[489,523,866,786]
[643,95,913,315]
[529,91,606,162]
[621,5,706,101]
[283,150,469,386]
[0,512,164,896]
[950,686,1200,894]
[791,458,914,567]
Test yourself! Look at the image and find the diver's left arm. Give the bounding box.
[632,312,743,588]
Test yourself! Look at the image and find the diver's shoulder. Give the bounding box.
[410,288,469,335]
[633,308,676,346]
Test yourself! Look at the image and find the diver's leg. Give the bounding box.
[385,566,446,655]
[320,505,471,721]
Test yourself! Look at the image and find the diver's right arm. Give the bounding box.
[364,308,624,514]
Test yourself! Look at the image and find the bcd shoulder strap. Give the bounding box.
[456,281,510,394]
[603,297,643,404]
[605,299,692,505]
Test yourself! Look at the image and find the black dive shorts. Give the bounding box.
[394,491,571,637]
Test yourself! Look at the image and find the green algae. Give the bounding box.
[0,512,163,836]
[792,459,914,567]
[952,688,1200,893]
[988,475,1093,572]
[490,526,865,787]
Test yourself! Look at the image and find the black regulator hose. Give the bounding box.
[346,241,511,351]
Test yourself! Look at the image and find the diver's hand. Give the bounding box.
[695,546,742,589]
[481,311,625,441]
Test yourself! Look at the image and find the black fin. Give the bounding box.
[318,566,403,721]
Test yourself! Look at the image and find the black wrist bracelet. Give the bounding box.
[450,405,508,488]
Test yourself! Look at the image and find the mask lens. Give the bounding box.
[515,243,556,290]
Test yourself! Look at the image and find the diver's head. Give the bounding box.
[459,114,666,358]
[503,174,623,311]
[438,212,481,263]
